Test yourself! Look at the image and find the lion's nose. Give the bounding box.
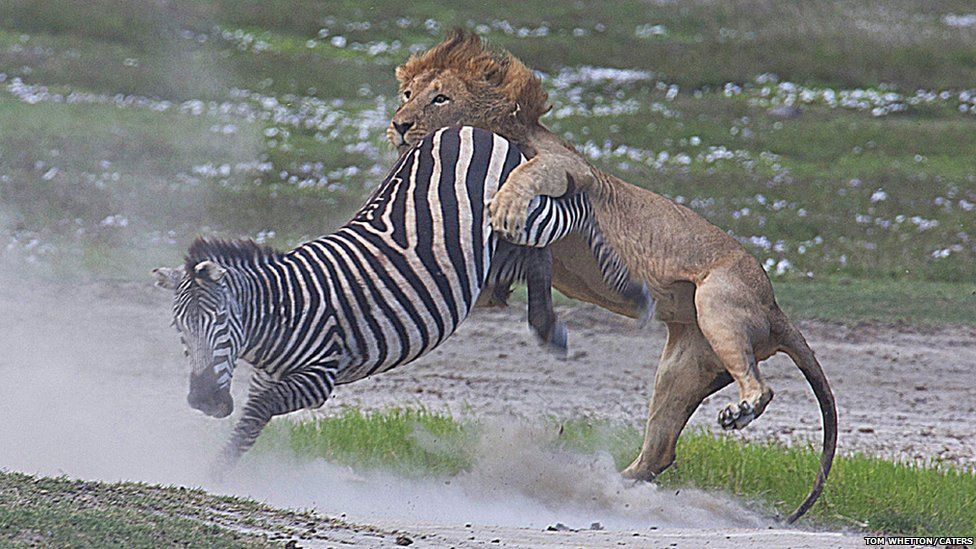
[393,121,413,136]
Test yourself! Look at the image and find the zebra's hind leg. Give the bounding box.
[620,280,654,328]
[586,222,654,326]
[209,366,337,478]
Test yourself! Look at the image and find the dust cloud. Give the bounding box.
[0,273,769,533]
[230,420,765,532]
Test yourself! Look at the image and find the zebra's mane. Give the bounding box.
[185,237,281,271]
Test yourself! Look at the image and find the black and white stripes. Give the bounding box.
[160,126,601,465]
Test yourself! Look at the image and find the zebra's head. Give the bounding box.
[154,259,242,419]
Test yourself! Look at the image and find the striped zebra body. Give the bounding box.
[487,183,651,319]
[159,126,600,465]
[269,126,541,382]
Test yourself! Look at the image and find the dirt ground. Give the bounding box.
[2,277,973,547]
[341,300,976,470]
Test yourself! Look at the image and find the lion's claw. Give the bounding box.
[718,400,756,430]
[489,188,532,240]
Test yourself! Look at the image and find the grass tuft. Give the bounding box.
[256,407,470,476]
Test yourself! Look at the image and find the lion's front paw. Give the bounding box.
[489,187,533,239]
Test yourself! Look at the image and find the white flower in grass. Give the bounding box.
[99,215,128,228]
[870,189,888,203]
[635,24,667,38]
[943,14,976,28]
[775,259,791,276]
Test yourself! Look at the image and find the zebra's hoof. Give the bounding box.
[546,322,568,359]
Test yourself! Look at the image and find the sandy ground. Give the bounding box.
[2,277,973,547]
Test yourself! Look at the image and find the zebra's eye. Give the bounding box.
[432,94,449,105]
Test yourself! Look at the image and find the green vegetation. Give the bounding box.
[259,408,976,538]
[663,432,976,539]
[0,470,322,547]
[1,2,974,299]
[774,277,976,326]
[256,407,469,476]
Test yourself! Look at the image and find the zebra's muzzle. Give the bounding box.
[187,388,233,418]
[188,372,234,418]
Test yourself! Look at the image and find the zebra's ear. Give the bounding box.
[152,266,184,290]
[193,260,226,282]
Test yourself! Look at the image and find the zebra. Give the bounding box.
[483,190,652,324]
[153,126,646,468]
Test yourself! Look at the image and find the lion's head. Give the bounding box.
[388,30,549,153]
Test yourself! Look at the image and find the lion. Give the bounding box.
[388,31,837,523]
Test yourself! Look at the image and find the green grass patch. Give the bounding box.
[659,432,976,537]
[0,471,281,547]
[774,277,976,326]
[256,407,470,476]
[259,408,976,537]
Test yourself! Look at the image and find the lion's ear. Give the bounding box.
[395,54,424,83]
[395,63,410,83]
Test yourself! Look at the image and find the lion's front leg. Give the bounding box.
[491,154,592,238]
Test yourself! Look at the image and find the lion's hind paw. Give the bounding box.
[718,400,756,430]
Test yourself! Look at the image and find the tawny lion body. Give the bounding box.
[389,31,837,523]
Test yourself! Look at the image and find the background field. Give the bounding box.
[2,0,975,323]
[2,2,976,545]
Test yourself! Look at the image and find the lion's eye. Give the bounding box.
[402,90,411,101]
[432,94,449,105]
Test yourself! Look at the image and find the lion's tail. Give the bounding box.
[777,320,838,524]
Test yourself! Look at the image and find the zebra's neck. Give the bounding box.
[215,257,294,368]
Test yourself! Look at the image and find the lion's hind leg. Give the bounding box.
[623,321,731,480]
[695,274,774,430]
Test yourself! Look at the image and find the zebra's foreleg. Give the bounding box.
[524,247,568,358]
[486,242,567,357]
[212,366,337,474]
[484,240,520,307]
